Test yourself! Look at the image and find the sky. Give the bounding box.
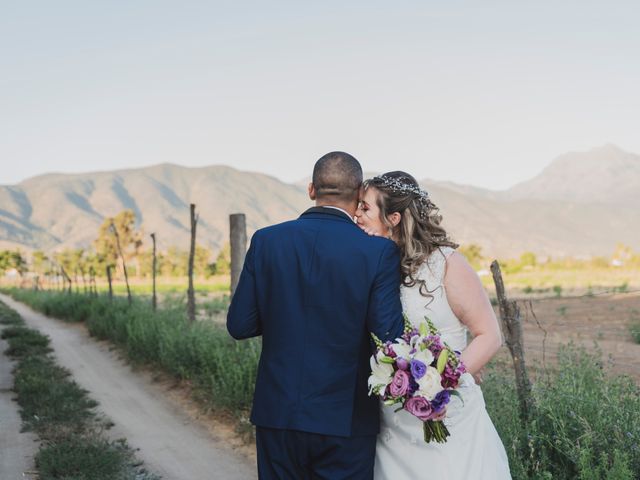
[1,1,638,190]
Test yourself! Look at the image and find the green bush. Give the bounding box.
[484,345,640,479]
[5,288,261,416]
[0,301,23,325]
[36,437,143,480]
[1,326,52,357]
[1,299,156,480]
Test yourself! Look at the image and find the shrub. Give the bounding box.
[484,345,640,479]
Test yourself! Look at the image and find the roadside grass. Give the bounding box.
[484,345,640,479]
[5,288,640,478]
[0,300,158,480]
[3,288,260,421]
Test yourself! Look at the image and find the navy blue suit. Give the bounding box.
[227,206,404,479]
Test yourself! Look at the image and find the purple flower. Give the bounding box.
[410,359,427,379]
[389,370,410,397]
[431,390,451,413]
[441,364,463,389]
[396,357,409,371]
[408,375,420,395]
[404,396,433,421]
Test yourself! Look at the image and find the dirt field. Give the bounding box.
[495,291,640,381]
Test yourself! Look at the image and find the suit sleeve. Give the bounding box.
[226,233,262,339]
[366,241,405,342]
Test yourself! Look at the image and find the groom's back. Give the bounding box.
[228,207,403,437]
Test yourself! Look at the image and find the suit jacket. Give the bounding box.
[227,206,405,437]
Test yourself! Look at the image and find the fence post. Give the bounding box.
[187,204,198,323]
[490,260,534,423]
[110,221,132,306]
[150,232,157,311]
[229,214,247,297]
[106,265,113,300]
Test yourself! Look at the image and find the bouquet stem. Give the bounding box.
[423,420,450,443]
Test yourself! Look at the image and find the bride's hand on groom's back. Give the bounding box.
[358,223,382,236]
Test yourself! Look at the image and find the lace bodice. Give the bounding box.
[400,246,468,352]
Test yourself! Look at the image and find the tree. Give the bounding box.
[612,243,634,266]
[458,243,483,270]
[0,250,28,277]
[53,249,75,293]
[519,251,537,268]
[212,242,231,275]
[94,210,143,279]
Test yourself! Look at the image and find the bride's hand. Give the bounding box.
[431,409,447,421]
[358,224,381,236]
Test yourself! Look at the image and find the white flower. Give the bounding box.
[409,334,422,349]
[413,349,434,367]
[368,353,394,395]
[416,366,443,400]
[393,341,412,360]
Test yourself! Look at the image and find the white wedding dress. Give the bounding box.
[374,247,511,479]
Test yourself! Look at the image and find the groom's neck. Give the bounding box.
[315,200,357,218]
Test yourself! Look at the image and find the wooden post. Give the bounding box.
[106,265,114,300]
[60,266,72,294]
[151,233,157,311]
[187,204,198,323]
[490,260,533,423]
[230,213,247,297]
[111,222,132,305]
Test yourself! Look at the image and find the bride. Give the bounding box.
[355,171,511,479]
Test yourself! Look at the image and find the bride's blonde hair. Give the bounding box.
[364,171,458,297]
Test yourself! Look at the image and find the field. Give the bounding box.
[494,292,640,381]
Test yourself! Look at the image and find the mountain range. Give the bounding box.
[1,144,638,259]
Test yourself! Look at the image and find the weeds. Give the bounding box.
[484,345,640,479]
[0,300,157,479]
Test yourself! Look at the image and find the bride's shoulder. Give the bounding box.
[425,246,456,267]
[412,247,458,283]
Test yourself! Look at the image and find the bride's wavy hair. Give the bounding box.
[364,171,458,297]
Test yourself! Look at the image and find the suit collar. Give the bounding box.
[300,206,356,224]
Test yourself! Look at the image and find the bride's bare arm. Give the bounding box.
[443,252,502,375]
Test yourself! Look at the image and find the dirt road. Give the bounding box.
[0,293,257,480]
[0,334,38,479]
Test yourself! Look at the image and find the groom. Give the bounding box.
[227,151,405,479]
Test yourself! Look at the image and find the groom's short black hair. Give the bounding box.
[312,151,363,202]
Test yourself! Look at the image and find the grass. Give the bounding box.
[3,288,260,418]
[630,321,640,344]
[479,266,639,294]
[5,288,640,478]
[0,300,157,480]
[484,345,640,479]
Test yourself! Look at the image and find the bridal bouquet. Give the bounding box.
[368,316,466,443]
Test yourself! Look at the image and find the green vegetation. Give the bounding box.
[4,289,260,417]
[4,288,640,478]
[630,320,640,344]
[0,301,157,480]
[484,346,640,479]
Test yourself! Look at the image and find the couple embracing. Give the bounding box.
[227,152,511,479]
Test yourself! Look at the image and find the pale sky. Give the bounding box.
[1,1,638,190]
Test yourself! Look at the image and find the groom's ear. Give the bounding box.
[308,182,317,201]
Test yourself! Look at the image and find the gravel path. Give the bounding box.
[0,332,38,480]
[0,293,257,480]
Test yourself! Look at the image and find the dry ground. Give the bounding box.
[0,293,257,480]
[494,291,640,381]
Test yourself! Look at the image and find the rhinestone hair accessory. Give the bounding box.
[372,175,431,220]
